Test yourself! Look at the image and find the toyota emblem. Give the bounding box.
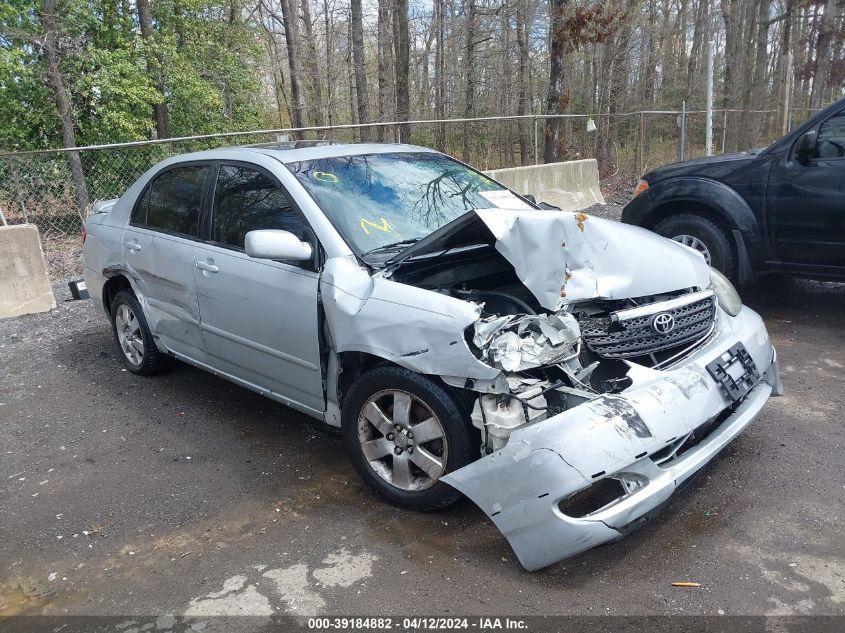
[652,312,676,334]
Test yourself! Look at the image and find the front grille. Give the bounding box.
[577,294,716,360]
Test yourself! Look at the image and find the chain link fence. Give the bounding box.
[0,108,818,280]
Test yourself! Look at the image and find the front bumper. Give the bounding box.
[442,306,781,571]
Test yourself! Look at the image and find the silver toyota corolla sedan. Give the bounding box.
[83,142,782,570]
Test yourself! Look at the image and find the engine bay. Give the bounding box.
[386,240,721,458]
[384,245,706,455]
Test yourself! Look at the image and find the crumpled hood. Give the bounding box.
[391,209,711,311]
[479,209,710,310]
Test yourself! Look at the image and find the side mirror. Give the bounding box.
[244,229,312,261]
[522,193,537,204]
[794,129,817,163]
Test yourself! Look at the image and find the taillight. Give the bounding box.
[633,179,649,198]
[81,226,87,244]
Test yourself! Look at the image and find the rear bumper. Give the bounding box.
[443,306,781,571]
[83,266,108,318]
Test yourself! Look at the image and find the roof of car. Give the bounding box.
[236,142,440,163]
[146,142,442,173]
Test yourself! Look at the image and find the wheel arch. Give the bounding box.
[101,272,134,314]
[642,178,760,236]
[333,350,476,427]
[641,177,764,275]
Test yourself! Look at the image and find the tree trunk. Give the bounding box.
[136,0,170,138]
[600,21,633,173]
[221,0,237,120]
[516,0,531,164]
[258,3,289,126]
[300,0,325,127]
[322,0,334,127]
[394,0,411,143]
[350,0,370,140]
[461,0,478,162]
[720,0,742,151]
[500,3,513,167]
[434,0,446,151]
[686,0,709,101]
[544,0,567,163]
[346,11,359,141]
[419,9,437,125]
[377,0,394,141]
[737,0,761,149]
[40,0,89,214]
[810,0,837,109]
[748,0,771,145]
[278,0,306,135]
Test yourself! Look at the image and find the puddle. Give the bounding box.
[0,579,47,616]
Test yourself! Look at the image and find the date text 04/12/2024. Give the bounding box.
[307,617,528,630]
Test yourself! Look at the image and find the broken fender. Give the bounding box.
[320,256,499,379]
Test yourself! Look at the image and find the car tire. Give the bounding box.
[654,213,736,280]
[342,366,473,511]
[110,289,170,376]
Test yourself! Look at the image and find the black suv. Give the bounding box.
[622,97,845,284]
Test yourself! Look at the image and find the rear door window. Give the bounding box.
[146,165,209,237]
[130,187,151,226]
[211,164,306,249]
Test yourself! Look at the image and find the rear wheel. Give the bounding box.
[654,213,736,280]
[342,366,473,511]
[110,290,170,375]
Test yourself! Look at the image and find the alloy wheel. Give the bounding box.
[357,389,448,492]
[115,303,144,366]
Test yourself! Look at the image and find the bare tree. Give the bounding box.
[136,0,170,139]
[39,0,89,212]
[300,0,325,127]
[394,0,411,142]
[810,0,838,109]
[545,2,624,162]
[515,0,532,163]
[322,0,335,127]
[351,0,370,140]
[264,0,307,133]
[434,0,447,151]
[462,0,478,162]
[377,0,394,141]
[346,9,359,141]
[686,0,709,100]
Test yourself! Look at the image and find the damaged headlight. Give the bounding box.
[708,267,742,316]
[471,312,581,372]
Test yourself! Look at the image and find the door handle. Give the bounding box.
[124,240,142,252]
[196,260,219,273]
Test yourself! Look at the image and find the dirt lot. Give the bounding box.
[1,267,843,623]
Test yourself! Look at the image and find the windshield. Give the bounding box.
[286,152,531,258]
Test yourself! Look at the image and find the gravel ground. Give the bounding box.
[583,193,630,222]
[1,272,843,623]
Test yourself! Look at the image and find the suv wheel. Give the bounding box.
[654,213,736,280]
[110,290,170,375]
[342,366,473,511]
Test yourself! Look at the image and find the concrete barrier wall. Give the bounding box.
[0,224,56,319]
[485,159,605,211]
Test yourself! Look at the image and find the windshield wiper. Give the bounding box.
[362,238,421,256]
